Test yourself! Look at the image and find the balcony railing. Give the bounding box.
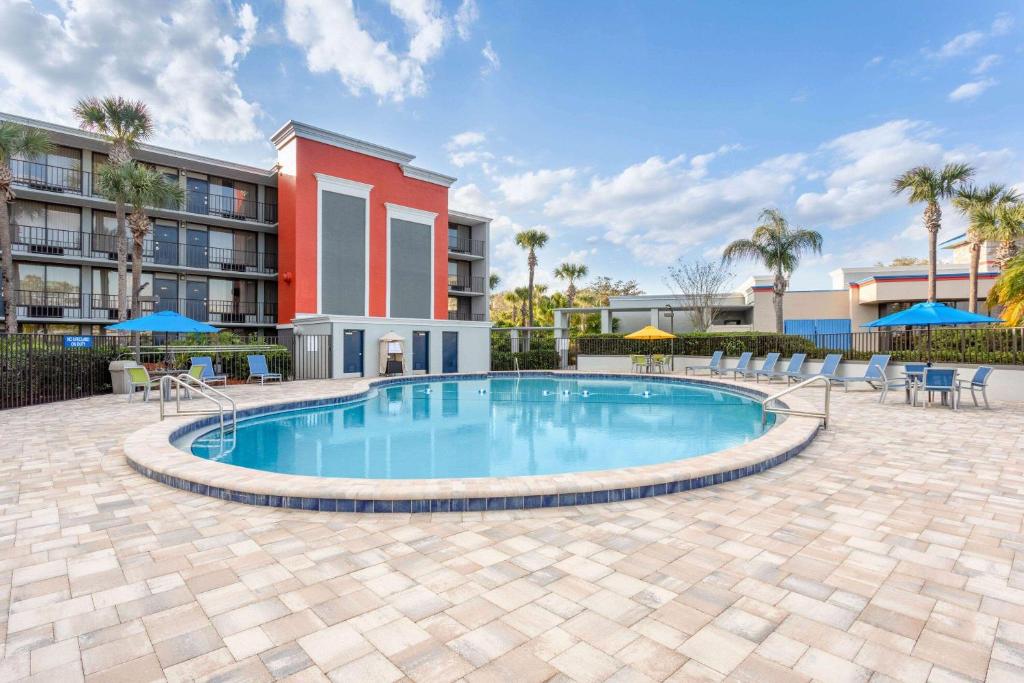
[448,311,485,321]
[6,224,277,274]
[448,274,485,293]
[9,290,275,325]
[9,160,278,224]
[448,236,486,257]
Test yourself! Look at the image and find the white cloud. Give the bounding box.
[447,131,487,148]
[991,13,1014,35]
[0,0,262,144]
[972,54,1001,74]
[931,30,985,58]
[454,0,479,40]
[948,78,996,102]
[481,41,501,75]
[865,55,884,67]
[445,130,494,167]
[498,168,578,205]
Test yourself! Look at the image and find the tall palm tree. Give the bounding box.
[514,228,549,327]
[0,122,53,333]
[722,208,823,334]
[512,286,531,327]
[953,184,1020,312]
[553,262,588,308]
[74,97,154,320]
[987,254,1024,326]
[892,163,974,302]
[983,201,1024,270]
[97,163,183,316]
[488,272,501,291]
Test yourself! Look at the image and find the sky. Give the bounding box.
[1,0,1023,294]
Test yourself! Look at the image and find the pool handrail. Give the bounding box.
[159,373,237,435]
[762,374,831,430]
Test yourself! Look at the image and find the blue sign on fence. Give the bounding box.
[63,335,93,349]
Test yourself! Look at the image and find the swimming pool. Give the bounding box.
[184,376,773,479]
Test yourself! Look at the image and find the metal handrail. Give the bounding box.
[159,373,237,433]
[761,374,832,429]
[513,356,521,378]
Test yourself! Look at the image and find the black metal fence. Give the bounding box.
[576,328,1024,365]
[0,333,333,410]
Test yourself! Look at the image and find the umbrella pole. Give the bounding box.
[927,326,932,365]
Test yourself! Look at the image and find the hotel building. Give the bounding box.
[0,113,491,376]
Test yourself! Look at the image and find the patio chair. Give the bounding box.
[684,350,724,376]
[913,367,959,410]
[957,366,994,409]
[833,354,890,392]
[247,355,283,384]
[190,357,227,386]
[127,366,160,402]
[764,353,806,383]
[879,362,927,404]
[178,363,205,399]
[629,354,646,373]
[717,351,753,380]
[650,354,667,373]
[748,352,781,382]
[789,354,842,384]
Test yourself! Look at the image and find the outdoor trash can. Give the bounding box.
[109,360,141,394]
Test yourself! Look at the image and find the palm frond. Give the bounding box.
[0,122,53,161]
[514,228,549,250]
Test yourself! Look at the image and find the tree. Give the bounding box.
[488,272,501,291]
[953,184,1019,312]
[511,286,531,326]
[722,208,823,334]
[665,259,733,332]
[875,256,928,267]
[981,201,1024,270]
[580,276,644,306]
[74,97,154,320]
[892,163,974,302]
[513,228,549,327]
[553,262,588,308]
[987,254,1024,326]
[0,122,53,333]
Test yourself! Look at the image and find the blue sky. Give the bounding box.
[2,0,1022,292]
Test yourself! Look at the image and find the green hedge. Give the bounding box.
[492,349,561,371]
[576,332,820,357]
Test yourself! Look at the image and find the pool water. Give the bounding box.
[186,377,772,479]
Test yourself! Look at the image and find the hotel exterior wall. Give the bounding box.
[852,274,997,305]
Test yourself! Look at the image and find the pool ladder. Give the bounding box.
[159,374,237,435]
[761,375,831,430]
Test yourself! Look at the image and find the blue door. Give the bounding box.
[412,331,429,372]
[153,224,178,266]
[186,229,208,269]
[442,331,458,374]
[343,330,364,375]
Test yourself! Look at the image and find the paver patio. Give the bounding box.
[0,375,1021,682]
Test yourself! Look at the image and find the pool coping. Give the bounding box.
[123,372,823,512]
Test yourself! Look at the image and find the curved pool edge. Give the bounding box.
[124,372,822,513]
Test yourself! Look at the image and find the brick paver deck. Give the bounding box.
[0,377,1021,682]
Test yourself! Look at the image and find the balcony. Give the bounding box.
[448,274,485,293]
[7,224,277,274]
[448,311,485,321]
[10,290,275,325]
[9,159,278,224]
[448,236,486,258]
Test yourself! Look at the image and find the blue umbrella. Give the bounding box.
[863,301,1001,362]
[106,310,219,333]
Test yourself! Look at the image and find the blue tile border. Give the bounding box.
[132,371,812,513]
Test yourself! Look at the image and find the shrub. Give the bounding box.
[492,349,561,371]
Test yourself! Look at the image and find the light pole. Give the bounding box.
[663,305,675,370]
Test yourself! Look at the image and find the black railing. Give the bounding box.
[9,291,275,325]
[6,224,278,274]
[448,275,485,293]
[11,160,278,224]
[448,311,485,321]
[448,236,486,257]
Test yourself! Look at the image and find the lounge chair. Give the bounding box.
[684,350,724,376]
[247,354,283,384]
[178,364,206,399]
[748,352,781,382]
[717,351,753,380]
[765,353,806,383]
[190,357,227,386]
[957,366,994,409]
[913,367,959,409]
[127,367,160,402]
[789,353,842,384]
[833,354,890,392]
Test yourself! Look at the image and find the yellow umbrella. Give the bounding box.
[624,325,675,340]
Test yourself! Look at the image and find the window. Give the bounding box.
[11,201,82,252]
[16,264,81,309]
[209,177,257,219]
[91,269,152,302]
[14,145,83,192]
[92,211,119,254]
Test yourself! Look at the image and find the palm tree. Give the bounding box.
[512,286,531,327]
[953,184,1020,312]
[987,254,1024,326]
[892,163,974,302]
[514,229,549,327]
[722,208,823,334]
[984,201,1024,270]
[97,163,183,316]
[554,262,588,308]
[488,272,501,291]
[74,97,154,320]
[0,122,53,333]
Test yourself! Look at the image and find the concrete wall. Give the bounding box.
[577,354,1024,402]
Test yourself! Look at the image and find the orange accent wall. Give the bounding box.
[275,136,450,323]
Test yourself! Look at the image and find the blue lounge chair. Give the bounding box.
[914,367,959,409]
[789,353,842,384]
[749,352,781,382]
[190,357,227,386]
[766,353,806,383]
[247,355,283,384]
[957,366,994,409]
[834,354,890,392]
[716,352,753,379]
[684,350,723,376]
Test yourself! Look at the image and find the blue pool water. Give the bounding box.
[185,377,772,479]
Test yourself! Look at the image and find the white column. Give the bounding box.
[650,308,660,328]
[600,309,612,334]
